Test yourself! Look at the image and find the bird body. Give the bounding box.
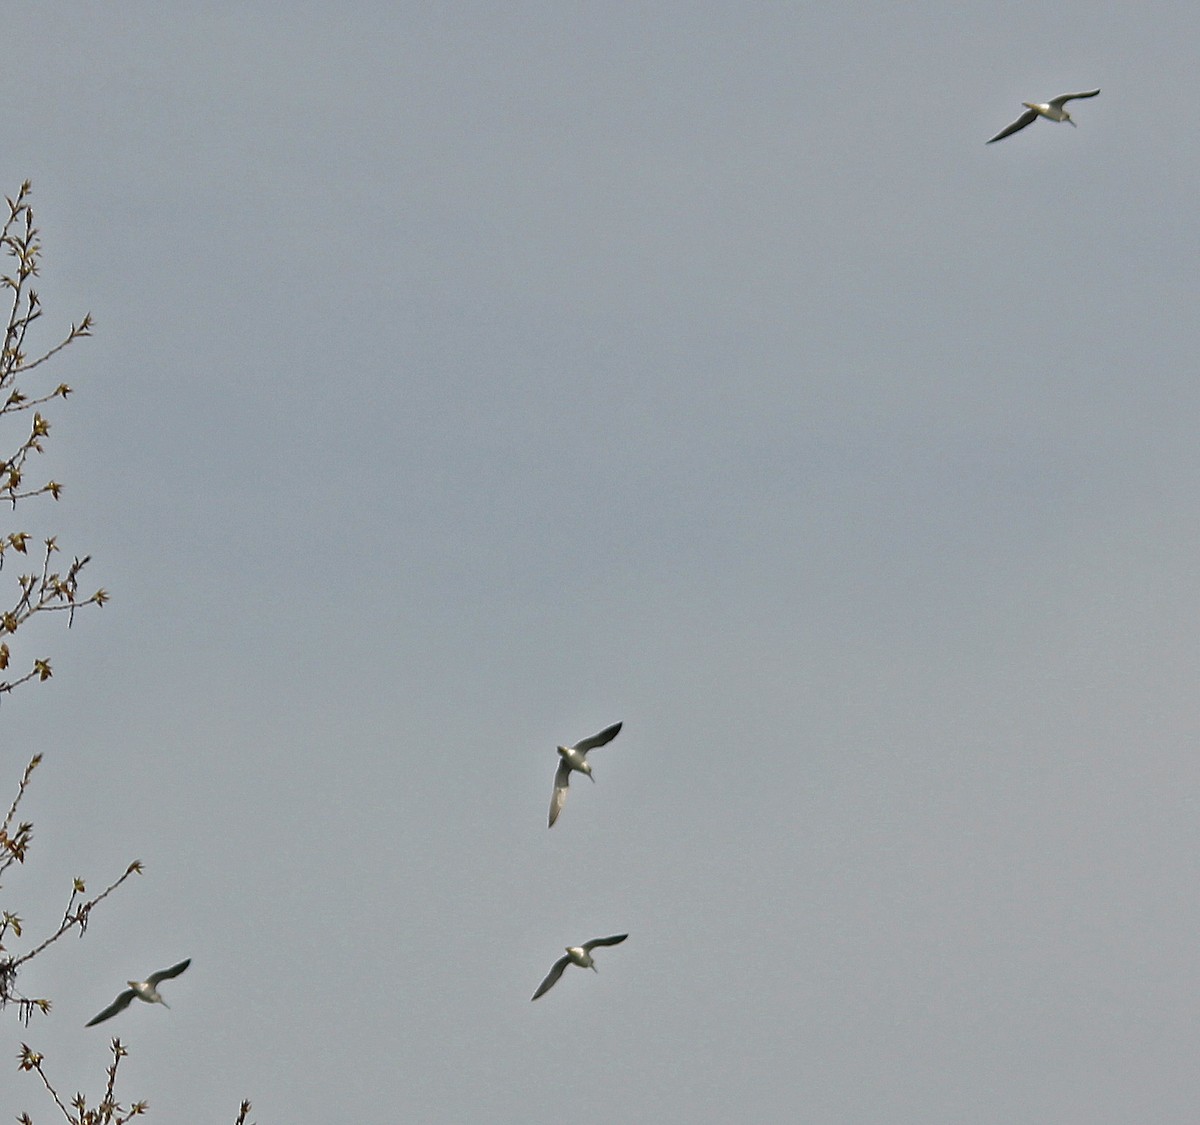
[531,934,628,1000]
[547,721,622,827]
[86,959,191,1026]
[987,89,1100,143]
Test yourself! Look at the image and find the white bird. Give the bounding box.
[85,958,191,1026]
[547,721,622,827]
[987,89,1100,143]
[531,934,628,1000]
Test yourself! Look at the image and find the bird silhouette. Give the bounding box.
[85,958,191,1026]
[548,721,622,827]
[987,90,1100,143]
[531,935,628,1000]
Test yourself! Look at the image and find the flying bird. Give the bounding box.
[547,721,622,827]
[85,958,191,1026]
[531,934,628,1000]
[987,89,1100,143]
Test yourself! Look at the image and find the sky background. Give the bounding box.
[2,3,1198,1122]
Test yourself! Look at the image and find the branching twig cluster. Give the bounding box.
[0,180,105,696]
[0,753,143,1025]
[17,1038,146,1124]
[2,182,250,1121]
[0,184,127,1044]
[16,1041,255,1124]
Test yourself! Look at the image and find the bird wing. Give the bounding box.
[571,722,622,753]
[147,958,191,985]
[548,759,572,827]
[1050,89,1100,107]
[582,933,628,951]
[531,954,572,1000]
[987,108,1038,143]
[86,988,136,1027]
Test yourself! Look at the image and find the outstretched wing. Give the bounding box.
[548,759,572,827]
[582,933,628,952]
[147,958,191,986]
[987,108,1038,143]
[571,722,622,753]
[86,988,136,1027]
[531,954,571,1001]
[1052,89,1100,107]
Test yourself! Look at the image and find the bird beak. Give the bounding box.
[591,965,599,973]
[588,773,596,783]
[1067,118,1076,127]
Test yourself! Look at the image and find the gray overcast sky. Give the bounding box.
[3,3,1198,1122]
